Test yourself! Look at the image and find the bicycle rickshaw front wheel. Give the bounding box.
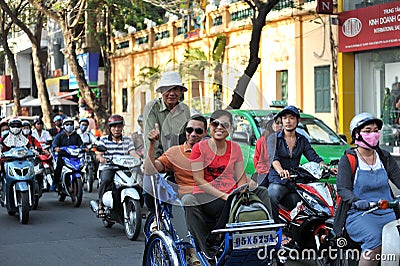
[142,232,181,266]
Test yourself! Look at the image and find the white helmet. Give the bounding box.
[62,117,75,126]
[350,112,383,140]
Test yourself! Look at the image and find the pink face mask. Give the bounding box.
[355,132,381,149]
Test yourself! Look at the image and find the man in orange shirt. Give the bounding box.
[144,115,208,198]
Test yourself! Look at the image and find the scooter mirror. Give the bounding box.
[96,145,107,152]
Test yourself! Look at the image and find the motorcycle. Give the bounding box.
[34,142,54,192]
[278,161,337,265]
[82,143,97,193]
[0,147,36,224]
[57,145,85,207]
[90,149,143,241]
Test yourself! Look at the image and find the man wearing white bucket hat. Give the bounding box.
[143,71,190,159]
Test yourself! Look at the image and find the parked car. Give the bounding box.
[206,109,351,183]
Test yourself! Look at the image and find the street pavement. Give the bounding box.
[0,188,316,266]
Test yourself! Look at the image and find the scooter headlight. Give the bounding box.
[8,166,14,176]
[300,191,331,216]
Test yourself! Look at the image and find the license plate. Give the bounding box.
[233,231,277,250]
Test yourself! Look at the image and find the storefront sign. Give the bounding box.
[338,2,400,52]
[69,52,100,90]
[316,0,333,14]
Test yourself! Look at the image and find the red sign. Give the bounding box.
[338,2,400,52]
[316,0,333,14]
[0,75,12,101]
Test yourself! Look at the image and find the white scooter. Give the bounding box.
[90,148,143,241]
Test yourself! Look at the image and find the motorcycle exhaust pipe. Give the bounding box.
[90,200,99,213]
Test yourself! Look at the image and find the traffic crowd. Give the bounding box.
[0,71,399,266]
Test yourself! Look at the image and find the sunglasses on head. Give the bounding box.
[185,127,204,134]
[210,119,230,129]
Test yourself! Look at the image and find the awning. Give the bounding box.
[7,96,77,107]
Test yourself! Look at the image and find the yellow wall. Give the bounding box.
[110,1,339,133]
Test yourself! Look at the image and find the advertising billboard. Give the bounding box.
[338,1,400,52]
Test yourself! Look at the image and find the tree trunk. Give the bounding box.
[228,0,280,109]
[62,27,109,132]
[31,42,53,127]
[1,36,21,116]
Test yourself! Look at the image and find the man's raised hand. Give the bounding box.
[147,123,160,142]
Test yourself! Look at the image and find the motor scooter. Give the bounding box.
[332,197,400,266]
[90,150,143,241]
[278,161,337,265]
[57,145,85,207]
[0,147,36,224]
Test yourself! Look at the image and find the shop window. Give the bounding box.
[314,66,331,113]
[122,88,128,112]
[276,70,288,103]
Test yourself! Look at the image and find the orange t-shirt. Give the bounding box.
[157,142,195,196]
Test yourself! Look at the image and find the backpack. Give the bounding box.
[228,190,271,223]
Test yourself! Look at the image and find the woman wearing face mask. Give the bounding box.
[335,113,400,266]
[21,120,42,151]
[51,118,83,191]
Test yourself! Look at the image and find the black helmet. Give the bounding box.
[108,114,124,127]
[8,118,22,128]
[0,118,8,128]
[33,117,43,125]
[277,105,300,119]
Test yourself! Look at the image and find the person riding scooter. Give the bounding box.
[96,114,140,218]
[268,105,337,247]
[22,120,42,151]
[335,113,400,265]
[51,118,83,192]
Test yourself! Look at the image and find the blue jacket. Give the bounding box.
[268,130,323,183]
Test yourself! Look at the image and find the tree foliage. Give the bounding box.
[87,0,164,33]
[0,0,53,121]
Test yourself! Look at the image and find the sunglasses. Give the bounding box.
[210,119,230,129]
[64,123,74,127]
[185,127,204,134]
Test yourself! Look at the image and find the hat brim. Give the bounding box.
[156,85,188,93]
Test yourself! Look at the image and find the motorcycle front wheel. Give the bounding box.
[72,179,83,208]
[86,166,94,193]
[124,198,141,240]
[32,180,41,210]
[18,191,30,224]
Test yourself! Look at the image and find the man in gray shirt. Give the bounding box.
[143,71,190,159]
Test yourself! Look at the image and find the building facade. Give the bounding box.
[338,0,400,142]
[110,0,339,134]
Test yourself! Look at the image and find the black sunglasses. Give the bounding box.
[185,127,204,134]
[210,119,230,129]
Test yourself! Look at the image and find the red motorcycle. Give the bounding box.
[35,143,54,191]
[278,161,337,265]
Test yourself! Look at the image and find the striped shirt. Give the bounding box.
[98,135,135,168]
